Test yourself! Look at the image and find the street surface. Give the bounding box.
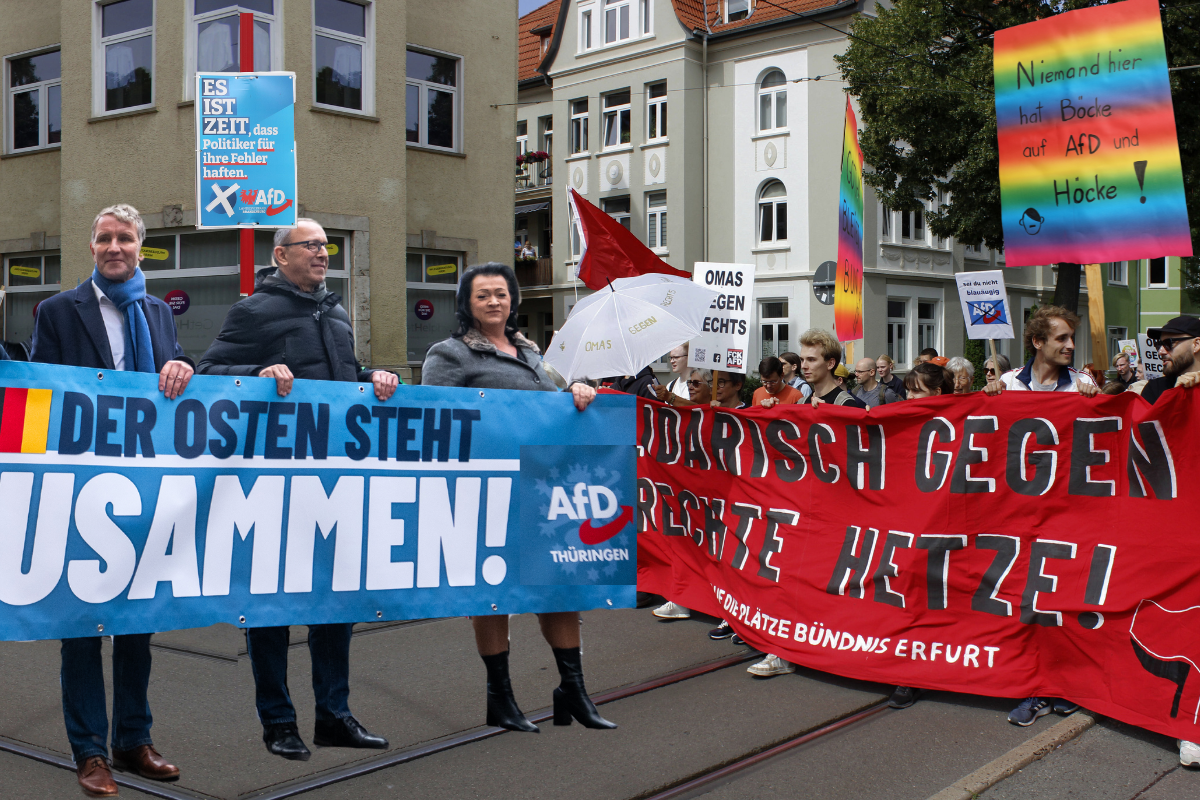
[0,607,1194,799]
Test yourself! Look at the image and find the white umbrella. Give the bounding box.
[543,274,719,383]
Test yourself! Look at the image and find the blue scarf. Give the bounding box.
[91,267,155,373]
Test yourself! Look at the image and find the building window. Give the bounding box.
[6,49,61,152]
[602,90,631,149]
[3,253,61,347]
[570,218,584,260]
[886,299,907,365]
[1148,257,1167,287]
[646,82,667,141]
[727,0,751,22]
[647,191,667,251]
[758,180,787,245]
[880,205,892,241]
[95,0,154,114]
[406,48,459,151]
[901,206,924,243]
[1108,326,1127,362]
[604,0,631,44]
[314,0,373,114]
[917,300,937,353]
[570,98,589,154]
[515,120,529,184]
[187,1,278,98]
[579,7,593,51]
[406,250,461,363]
[1107,261,1126,285]
[758,70,786,132]
[760,300,788,361]
[602,196,631,229]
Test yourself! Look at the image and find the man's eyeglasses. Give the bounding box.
[854,368,873,375]
[281,239,329,253]
[1158,336,1195,352]
[761,378,783,387]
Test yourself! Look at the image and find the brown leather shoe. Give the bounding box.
[76,756,118,797]
[111,745,179,781]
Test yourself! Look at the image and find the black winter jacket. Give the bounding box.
[197,268,375,383]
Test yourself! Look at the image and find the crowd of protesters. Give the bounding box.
[622,306,1200,768]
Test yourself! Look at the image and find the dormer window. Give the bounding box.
[727,0,751,22]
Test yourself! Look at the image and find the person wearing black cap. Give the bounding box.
[1141,316,1200,405]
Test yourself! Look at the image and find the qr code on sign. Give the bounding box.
[726,349,744,368]
[694,348,706,363]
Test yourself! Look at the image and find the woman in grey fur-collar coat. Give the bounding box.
[421,263,615,734]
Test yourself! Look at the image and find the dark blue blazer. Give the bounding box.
[30,278,191,370]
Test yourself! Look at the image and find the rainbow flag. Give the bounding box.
[0,387,53,454]
[994,0,1192,267]
[835,98,864,342]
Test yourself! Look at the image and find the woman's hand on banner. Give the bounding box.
[158,360,194,400]
[259,364,294,397]
[983,379,1004,396]
[571,382,597,411]
[372,370,399,401]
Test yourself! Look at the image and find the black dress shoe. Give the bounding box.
[888,685,921,709]
[263,723,311,761]
[313,716,389,749]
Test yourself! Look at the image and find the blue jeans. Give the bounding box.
[60,635,154,763]
[245,624,353,726]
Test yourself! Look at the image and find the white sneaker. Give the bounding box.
[652,601,690,619]
[1180,740,1200,767]
[747,654,795,677]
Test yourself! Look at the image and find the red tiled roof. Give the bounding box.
[669,0,846,34]
[519,0,562,82]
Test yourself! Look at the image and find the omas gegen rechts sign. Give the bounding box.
[196,72,297,228]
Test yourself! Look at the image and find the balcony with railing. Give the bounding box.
[514,257,553,287]
[516,161,552,192]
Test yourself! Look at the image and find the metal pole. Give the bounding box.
[238,11,256,297]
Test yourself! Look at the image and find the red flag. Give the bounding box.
[569,188,690,290]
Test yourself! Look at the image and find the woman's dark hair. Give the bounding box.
[453,262,522,339]
[904,362,954,396]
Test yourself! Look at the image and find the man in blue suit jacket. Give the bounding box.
[31,204,192,797]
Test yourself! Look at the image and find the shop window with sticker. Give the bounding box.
[3,253,60,349]
[407,250,461,362]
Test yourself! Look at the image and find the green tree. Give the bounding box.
[836,0,1200,313]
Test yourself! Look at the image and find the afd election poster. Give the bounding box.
[835,98,864,342]
[955,270,1015,340]
[0,362,635,641]
[196,72,297,228]
[636,388,1200,742]
[993,0,1192,267]
[687,263,755,375]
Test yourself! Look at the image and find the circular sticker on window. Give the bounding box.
[415,299,435,320]
[164,290,191,316]
[326,243,339,256]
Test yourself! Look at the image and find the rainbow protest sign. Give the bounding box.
[994,0,1192,268]
[835,98,864,342]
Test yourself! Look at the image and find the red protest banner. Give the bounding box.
[637,389,1200,741]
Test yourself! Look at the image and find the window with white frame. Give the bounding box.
[1108,326,1127,362]
[900,205,925,243]
[189,2,276,86]
[579,6,593,52]
[603,196,630,229]
[4,253,60,346]
[646,82,667,141]
[406,48,459,151]
[1148,257,1167,287]
[570,98,589,154]
[1107,260,1126,285]
[570,218,584,261]
[314,0,373,114]
[647,191,667,251]
[95,0,154,114]
[758,180,787,245]
[406,250,462,363]
[727,0,752,22]
[917,300,938,353]
[880,204,892,241]
[602,90,631,149]
[760,300,789,360]
[516,119,529,181]
[758,69,787,132]
[886,299,907,365]
[6,49,61,152]
[604,0,631,44]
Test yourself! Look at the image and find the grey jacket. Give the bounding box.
[421,328,554,392]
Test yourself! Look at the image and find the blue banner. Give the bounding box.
[196,72,297,228]
[0,362,635,640]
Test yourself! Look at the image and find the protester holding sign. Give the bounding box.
[31,204,191,797]
[198,219,396,761]
[421,262,615,735]
[711,371,747,409]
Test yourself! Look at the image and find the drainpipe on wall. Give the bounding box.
[702,31,709,262]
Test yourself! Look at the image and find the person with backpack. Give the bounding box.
[798,329,867,409]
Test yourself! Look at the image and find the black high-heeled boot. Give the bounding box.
[482,651,539,733]
[551,646,617,729]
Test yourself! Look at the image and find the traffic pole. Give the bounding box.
[238,11,256,296]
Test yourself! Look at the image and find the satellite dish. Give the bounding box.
[814,261,836,305]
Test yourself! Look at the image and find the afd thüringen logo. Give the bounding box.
[546,482,635,546]
[520,445,637,586]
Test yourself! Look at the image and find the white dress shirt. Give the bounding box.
[92,281,126,371]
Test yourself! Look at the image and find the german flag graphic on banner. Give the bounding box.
[0,387,53,454]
